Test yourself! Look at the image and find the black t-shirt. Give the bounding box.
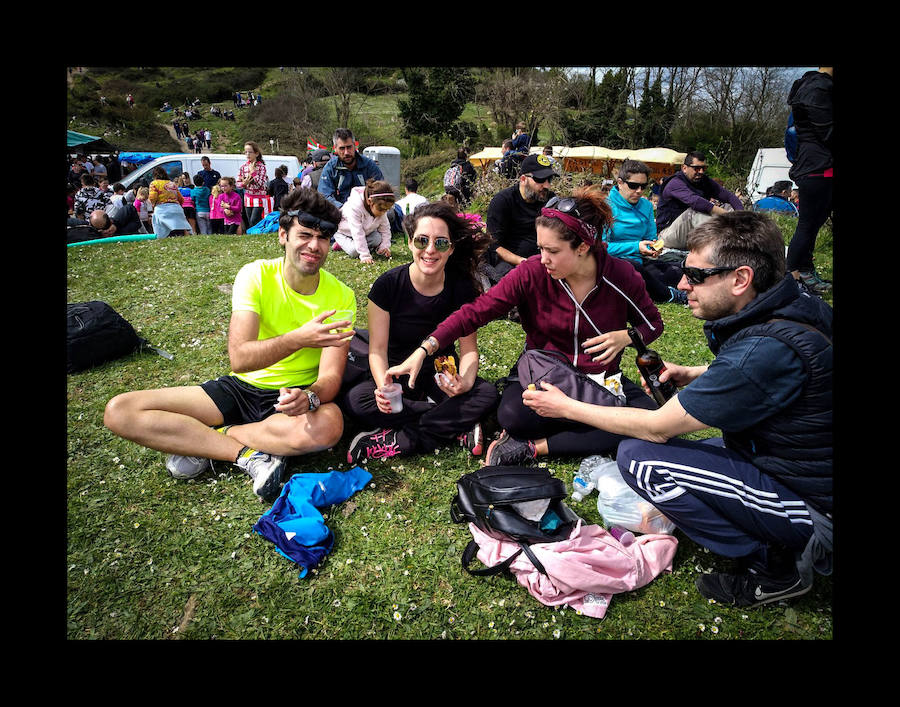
[368,264,479,382]
[486,184,554,259]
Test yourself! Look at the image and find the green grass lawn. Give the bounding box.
[66,212,833,640]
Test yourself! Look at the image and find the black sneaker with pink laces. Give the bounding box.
[346,428,403,465]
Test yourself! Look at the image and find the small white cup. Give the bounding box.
[380,383,403,413]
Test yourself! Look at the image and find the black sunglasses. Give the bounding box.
[680,258,737,285]
[544,195,582,217]
[622,180,648,190]
[687,163,708,172]
[412,234,452,252]
[528,174,553,184]
[286,210,337,236]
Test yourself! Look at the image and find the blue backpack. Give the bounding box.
[784,111,798,163]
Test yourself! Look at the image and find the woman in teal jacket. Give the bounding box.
[605,160,685,305]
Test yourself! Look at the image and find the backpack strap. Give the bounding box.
[139,338,174,361]
[461,539,548,576]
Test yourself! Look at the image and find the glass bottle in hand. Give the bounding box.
[628,328,678,407]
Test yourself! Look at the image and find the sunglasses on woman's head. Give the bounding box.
[544,195,583,218]
[679,258,737,285]
[412,235,452,252]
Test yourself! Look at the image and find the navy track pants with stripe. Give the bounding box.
[616,437,814,561]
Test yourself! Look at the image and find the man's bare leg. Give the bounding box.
[223,402,344,457]
[104,386,245,462]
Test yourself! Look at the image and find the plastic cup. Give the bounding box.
[325,309,354,334]
[380,383,403,413]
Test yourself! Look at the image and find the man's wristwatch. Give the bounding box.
[305,389,321,413]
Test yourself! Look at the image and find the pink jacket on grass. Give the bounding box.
[468,520,678,619]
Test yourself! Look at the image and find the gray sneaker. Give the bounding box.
[165,454,214,479]
[237,451,287,501]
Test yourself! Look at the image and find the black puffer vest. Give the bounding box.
[704,275,833,515]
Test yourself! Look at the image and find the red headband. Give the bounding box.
[540,207,598,247]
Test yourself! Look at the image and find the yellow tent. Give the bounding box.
[469,145,686,183]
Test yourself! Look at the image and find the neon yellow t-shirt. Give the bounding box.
[230,258,356,389]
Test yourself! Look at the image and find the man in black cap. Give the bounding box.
[300,149,332,191]
[484,153,558,283]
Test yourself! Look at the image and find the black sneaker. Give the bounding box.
[346,428,403,464]
[666,286,688,306]
[695,566,812,608]
[484,430,536,467]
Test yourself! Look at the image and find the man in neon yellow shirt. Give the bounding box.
[104,188,356,501]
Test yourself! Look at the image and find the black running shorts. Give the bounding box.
[200,375,285,427]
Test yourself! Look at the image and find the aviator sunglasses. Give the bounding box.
[412,234,452,252]
[285,210,338,237]
[679,258,737,285]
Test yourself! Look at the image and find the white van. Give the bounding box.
[119,153,302,190]
[745,148,796,203]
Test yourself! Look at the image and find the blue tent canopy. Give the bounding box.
[118,151,180,165]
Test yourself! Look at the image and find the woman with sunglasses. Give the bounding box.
[343,202,499,465]
[386,184,663,467]
[332,178,396,264]
[605,159,687,305]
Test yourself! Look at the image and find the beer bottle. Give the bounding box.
[628,328,678,407]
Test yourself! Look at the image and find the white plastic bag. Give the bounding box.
[580,455,676,535]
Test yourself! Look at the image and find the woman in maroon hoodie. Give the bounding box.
[385,184,664,466]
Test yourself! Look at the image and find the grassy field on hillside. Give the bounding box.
[66,212,833,640]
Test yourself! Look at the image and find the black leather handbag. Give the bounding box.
[450,465,580,576]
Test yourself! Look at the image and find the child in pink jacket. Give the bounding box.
[332,180,396,263]
[212,177,243,235]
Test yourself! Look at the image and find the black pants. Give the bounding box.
[498,375,657,457]
[786,175,832,273]
[633,259,683,302]
[342,374,499,453]
[245,206,264,230]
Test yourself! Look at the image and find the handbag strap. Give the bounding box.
[462,539,522,576]
[461,539,548,576]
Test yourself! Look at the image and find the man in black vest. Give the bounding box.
[520,211,832,608]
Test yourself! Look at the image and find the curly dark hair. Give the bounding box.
[403,201,490,291]
[277,187,342,235]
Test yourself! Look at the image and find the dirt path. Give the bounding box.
[165,123,215,153]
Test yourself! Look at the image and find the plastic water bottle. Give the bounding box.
[571,469,595,502]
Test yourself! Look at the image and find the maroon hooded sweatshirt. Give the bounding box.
[431,247,663,375]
